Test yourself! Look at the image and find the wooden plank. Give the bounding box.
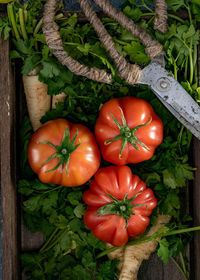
[15,67,45,252]
[191,43,200,280]
[0,34,19,279]
[138,253,185,280]
[0,4,6,12]
[192,138,200,280]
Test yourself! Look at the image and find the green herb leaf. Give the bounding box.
[157,238,170,264]
[73,204,85,218]
[22,54,41,75]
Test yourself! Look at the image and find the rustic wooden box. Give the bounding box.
[0,8,200,280]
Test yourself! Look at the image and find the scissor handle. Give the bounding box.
[43,0,112,84]
[43,0,165,85]
[154,0,168,33]
[90,0,164,60]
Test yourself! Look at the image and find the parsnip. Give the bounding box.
[107,243,125,271]
[107,215,171,280]
[118,215,171,280]
[52,92,66,109]
[23,73,51,131]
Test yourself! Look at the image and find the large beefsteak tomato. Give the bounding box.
[28,119,101,187]
[95,97,163,165]
[83,165,157,247]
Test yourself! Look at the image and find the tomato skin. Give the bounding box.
[28,119,101,187]
[95,97,163,165]
[83,166,157,247]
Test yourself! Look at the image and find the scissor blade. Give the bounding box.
[138,62,200,140]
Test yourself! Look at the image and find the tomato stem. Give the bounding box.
[97,192,147,229]
[104,106,152,157]
[40,128,80,174]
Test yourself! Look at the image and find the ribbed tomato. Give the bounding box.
[83,165,157,247]
[28,119,101,187]
[95,97,163,165]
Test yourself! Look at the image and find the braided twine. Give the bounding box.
[43,0,167,85]
[154,0,168,33]
[43,0,112,84]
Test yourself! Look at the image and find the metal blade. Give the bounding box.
[138,62,200,140]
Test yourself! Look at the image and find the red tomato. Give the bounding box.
[83,165,157,247]
[28,119,101,187]
[95,97,163,165]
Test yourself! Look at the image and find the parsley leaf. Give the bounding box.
[22,54,41,75]
[157,238,170,263]
[0,17,11,40]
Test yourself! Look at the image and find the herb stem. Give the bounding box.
[142,12,154,16]
[0,0,19,2]
[177,125,184,153]
[19,8,28,40]
[168,14,185,24]
[189,39,194,85]
[142,13,185,24]
[39,228,59,253]
[42,185,63,195]
[185,4,192,25]
[97,226,200,258]
[193,44,197,83]
[7,4,14,37]
[141,0,153,13]
[33,18,43,37]
[174,61,178,81]
[24,10,28,24]
[163,226,200,236]
[33,13,64,37]
[40,229,66,253]
[113,38,129,46]
[184,56,188,81]
[171,257,188,280]
[32,19,37,29]
[180,252,188,278]
[7,4,20,40]
[194,63,198,87]
[147,15,155,26]
[64,42,81,46]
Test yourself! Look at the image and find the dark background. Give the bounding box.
[63,0,124,10]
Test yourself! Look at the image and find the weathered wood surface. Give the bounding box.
[15,63,45,252]
[0,35,19,279]
[191,138,200,280]
[190,44,200,280]
[139,253,185,280]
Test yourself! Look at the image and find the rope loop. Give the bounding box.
[43,0,168,85]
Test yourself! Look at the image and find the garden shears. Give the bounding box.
[43,0,200,140]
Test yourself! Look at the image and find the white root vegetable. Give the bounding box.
[107,215,171,280]
[118,215,171,280]
[107,243,125,271]
[52,92,66,109]
[23,74,51,131]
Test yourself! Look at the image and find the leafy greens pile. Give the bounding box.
[1,0,200,279]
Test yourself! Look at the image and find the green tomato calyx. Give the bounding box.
[97,192,147,229]
[104,106,152,158]
[40,128,80,174]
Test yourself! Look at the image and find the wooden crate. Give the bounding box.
[0,10,200,280]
